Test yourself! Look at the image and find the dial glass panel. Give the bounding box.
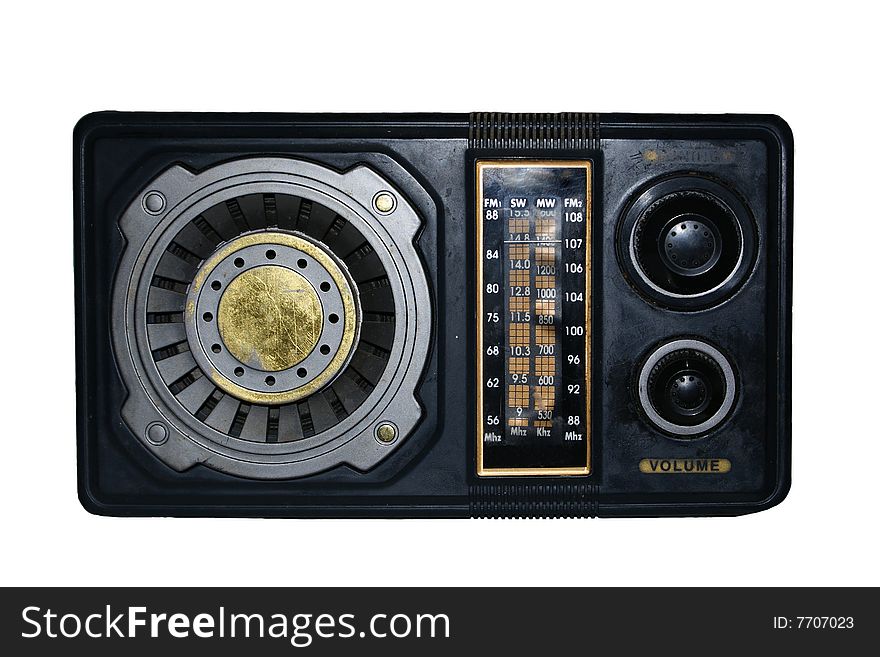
[477,160,592,475]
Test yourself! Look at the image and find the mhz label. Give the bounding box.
[476,160,592,476]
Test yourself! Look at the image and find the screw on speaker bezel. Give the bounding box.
[618,174,757,311]
[636,338,737,437]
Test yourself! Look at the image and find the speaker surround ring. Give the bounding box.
[111,157,432,479]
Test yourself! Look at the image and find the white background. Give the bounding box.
[1,0,878,587]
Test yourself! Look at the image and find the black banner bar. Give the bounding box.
[1,587,874,655]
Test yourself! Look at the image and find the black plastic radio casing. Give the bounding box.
[74,112,792,517]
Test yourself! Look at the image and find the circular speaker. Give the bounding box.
[184,231,361,406]
[636,339,736,437]
[618,175,756,310]
[112,158,432,479]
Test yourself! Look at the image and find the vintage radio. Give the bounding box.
[74,112,792,516]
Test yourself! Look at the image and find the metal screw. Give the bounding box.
[375,422,398,444]
[372,191,396,215]
[143,191,166,215]
[145,422,168,446]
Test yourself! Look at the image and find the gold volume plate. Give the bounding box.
[639,458,732,474]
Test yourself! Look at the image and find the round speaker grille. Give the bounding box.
[113,158,431,479]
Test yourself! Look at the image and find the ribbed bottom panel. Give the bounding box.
[469,484,599,518]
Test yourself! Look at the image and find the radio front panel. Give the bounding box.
[75,112,792,517]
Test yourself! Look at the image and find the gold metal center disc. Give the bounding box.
[218,266,322,371]
[187,231,360,406]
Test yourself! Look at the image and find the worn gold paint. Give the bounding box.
[218,266,322,371]
[190,231,359,405]
[638,458,732,474]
